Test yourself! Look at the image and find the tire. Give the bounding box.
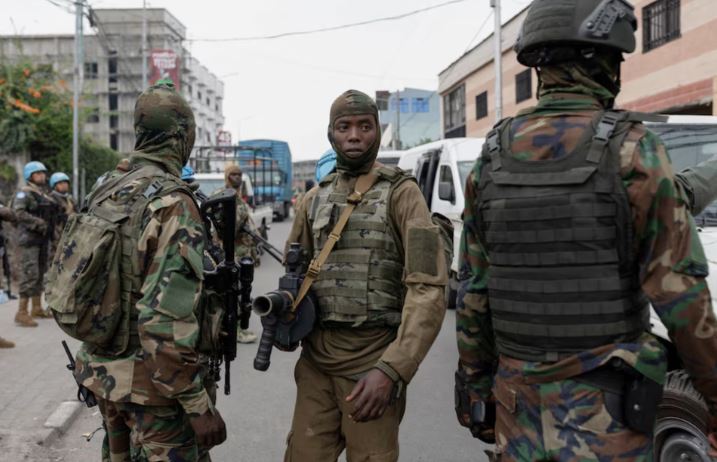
[654,370,713,461]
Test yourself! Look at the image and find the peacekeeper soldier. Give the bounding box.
[455,1,717,460]
[284,89,447,461]
[48,172,77,258]
[73,82,226,461]
[0,201,17,349]
[12,161,55,324]
[222,163,259,344]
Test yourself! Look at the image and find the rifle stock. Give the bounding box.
[241,224,283,263]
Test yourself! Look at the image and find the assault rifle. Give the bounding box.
[0,225,12,298]
[200,189,254,395]
[37,198,59,267]
[240,224,283,264]
[61,340,97,407]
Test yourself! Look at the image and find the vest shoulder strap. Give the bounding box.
[485,117,514,172]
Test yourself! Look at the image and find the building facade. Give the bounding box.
[438,0,717,139]
[375,88,440,150]
[0,8,224,155]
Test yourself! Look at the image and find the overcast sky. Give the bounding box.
[4,0,530,160]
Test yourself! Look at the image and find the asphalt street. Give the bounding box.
[32,218,490,461]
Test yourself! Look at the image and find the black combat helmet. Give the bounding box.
[515,0,637,67]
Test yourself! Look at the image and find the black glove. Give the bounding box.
[455,370,496,443]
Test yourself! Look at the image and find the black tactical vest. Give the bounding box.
[477,111,653,362]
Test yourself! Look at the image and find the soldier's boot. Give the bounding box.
[237,329,258,344]
[15,297,38,327]
[31,295,51,319]
[0,337,15,348]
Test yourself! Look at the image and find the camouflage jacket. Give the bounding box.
[76,163,212,416]
[12,181,52,246]
[457,93,717,414]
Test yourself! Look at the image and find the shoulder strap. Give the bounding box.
[485,117,513,172]
[291,170,381,312]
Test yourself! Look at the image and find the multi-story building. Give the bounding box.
[0,8,224,154]
[438,0,717,139]
[375,88,440,149]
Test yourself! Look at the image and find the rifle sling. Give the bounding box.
[291,171,380,312]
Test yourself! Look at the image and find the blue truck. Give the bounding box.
[236,139,293,221]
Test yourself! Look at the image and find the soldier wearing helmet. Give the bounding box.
[48,172,77,258]
[455,0,717,459]
[11,160,56,325]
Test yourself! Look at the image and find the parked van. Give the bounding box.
[398,138,484,307]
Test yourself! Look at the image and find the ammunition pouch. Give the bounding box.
[574,358,663,435]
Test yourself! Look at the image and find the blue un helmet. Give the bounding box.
[23,161,48,181]
[315,149,337,183]
[49,172,70,189]
[181,165,195,182]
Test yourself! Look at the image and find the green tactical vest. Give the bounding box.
[477,110,655,362]
[308,167,412,327]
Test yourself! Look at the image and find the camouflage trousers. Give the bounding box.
[493,363,652,461]
[284,356,406,462]
[19,244,45,297]
[98,399,211,462]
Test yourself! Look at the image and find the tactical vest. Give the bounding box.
[66,164,194,355]
[14,184,55,246]
[477,110,654,362]
[308,167,411,327]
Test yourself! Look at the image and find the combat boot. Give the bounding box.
[0,337,15,348]
[31,295,51,319]
[237,329,258,344]
[15,297,38,327]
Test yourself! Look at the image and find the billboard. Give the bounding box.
[149,49,180,89]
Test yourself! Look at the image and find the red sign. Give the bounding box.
[149,50,180,89]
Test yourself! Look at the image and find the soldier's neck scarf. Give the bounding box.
[327,90,381,177]
[537,56,620,109]
[131,81,196,177]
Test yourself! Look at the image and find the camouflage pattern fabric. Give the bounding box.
[19,245,44,297]
[49,191,77,262]
[99,398,211,462]
[493,357,651,461]
[76,82,214,429]
[11,181,50,246]
[457,67,717,452]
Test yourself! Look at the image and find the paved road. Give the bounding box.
[43,219,490,461]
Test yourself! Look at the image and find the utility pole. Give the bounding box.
[72,0,84,201]
[491,0,503,122]
[394,89,401,150]
[141,0,148,88]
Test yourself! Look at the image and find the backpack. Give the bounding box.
[46,165,192,356]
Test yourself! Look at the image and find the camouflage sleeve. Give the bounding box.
[377,180,447,384]
[0,204,16,223]
[625,129,717,412]
[136,191,211,416]
[11,190,45,231]
[456,161,496,401]
[674,153,717,216]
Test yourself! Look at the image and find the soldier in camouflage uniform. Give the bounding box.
[12,161,55,325]
[221,163,259,344]
[48,172,77,259]
[455,1,717,460]
[74,82,226,461]
[0,201,17,348]
[284,90,447,461]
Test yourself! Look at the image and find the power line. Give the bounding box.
[44,0,75,14]
[187,0,470,43]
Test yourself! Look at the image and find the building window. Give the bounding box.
[391,97,409,113]
[187,84,193,99]
[109,114,118,129]
[108,51,118,84]
[108,94,118,111]
[643,0,681,52]
[475,91,488,120]
[206,97,210,106]
[412,97,429,113]
[443,84,465,138]
[110,133,118,151]
[86,107,100,123]
[84,62,98,79]
[515,69,532,104]
[375,91,389,111]
[198,91,202,101]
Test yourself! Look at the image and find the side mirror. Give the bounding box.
[438,181,455,204]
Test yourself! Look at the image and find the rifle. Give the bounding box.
[240,224,283,264]
[0,225,11,297]
[200,189,242,395]
[37,197,59,268]
[62,340,97,407]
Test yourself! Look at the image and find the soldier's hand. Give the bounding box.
[189,410,227,449]
[346,369,394,422]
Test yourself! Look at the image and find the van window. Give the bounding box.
[458,161,475,192]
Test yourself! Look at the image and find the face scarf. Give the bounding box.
[131,80,196,177]
[327,89,382,177]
